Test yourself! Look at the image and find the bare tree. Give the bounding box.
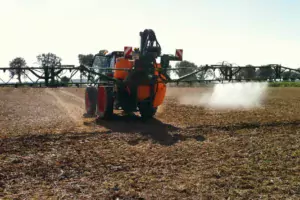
[37,52,62,71]
[36,53,62,85]
[9,57,27,83]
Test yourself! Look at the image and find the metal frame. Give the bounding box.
[0,63,299,87]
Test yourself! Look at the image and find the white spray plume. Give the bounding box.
[178,82,268,110]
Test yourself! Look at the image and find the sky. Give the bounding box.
[1,0,300,81]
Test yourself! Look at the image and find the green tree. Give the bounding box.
[174,60,198,81]
[78,54,94,81]
[296,68,300,80]
[286,68,300,81]
[9,57,27,83]
[282,70,292,81]
[256,66,274,80]
[236,65,256,80]
[78,54,94,67]
[60,76,70,86]
[61,76,70,83]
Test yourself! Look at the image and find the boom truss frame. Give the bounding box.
[0,63,299,87]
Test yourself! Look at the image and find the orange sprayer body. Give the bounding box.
[137,63,167,107]
[113,57,133,79]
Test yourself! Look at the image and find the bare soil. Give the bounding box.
[0,86,299,199]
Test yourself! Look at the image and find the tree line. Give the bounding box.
[8,53,91,84]
[8,53,64,84]
[7,53,300,84]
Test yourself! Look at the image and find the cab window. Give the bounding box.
[92,55,109,69]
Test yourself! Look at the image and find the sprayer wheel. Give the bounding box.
[139,102,157,121]
[85,86,97,116]
[96,86,114,120]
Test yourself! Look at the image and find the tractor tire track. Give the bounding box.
[58,89,85,104]
[45,89,84,125]
[0,88,76,136]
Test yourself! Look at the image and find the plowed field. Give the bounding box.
[0,87,299,199]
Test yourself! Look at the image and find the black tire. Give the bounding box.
[139,101,157,121]
[85,86,97,116]
[96,86,114,120]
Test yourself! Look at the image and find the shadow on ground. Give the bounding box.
[84,113,205,145]
[3,118,298,154]
[0,116,207,155]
